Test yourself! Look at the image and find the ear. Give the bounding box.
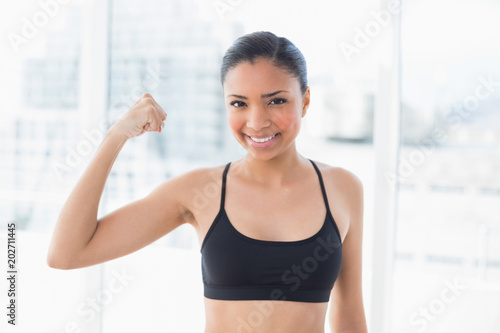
[301,87,310,118]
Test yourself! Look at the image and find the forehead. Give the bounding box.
[223,58,300,95]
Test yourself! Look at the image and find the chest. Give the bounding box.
[223,181,328,242]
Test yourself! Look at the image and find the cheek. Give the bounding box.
[227,112,244,134]
[273,108,302,130]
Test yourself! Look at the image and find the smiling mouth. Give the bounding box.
[248,133,279,143]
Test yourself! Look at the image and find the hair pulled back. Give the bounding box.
[221,31,308,94]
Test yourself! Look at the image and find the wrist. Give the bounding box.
[106,125,130,143]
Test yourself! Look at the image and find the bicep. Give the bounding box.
[72,176,191,269]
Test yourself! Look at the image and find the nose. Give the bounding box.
[246,106,271,131]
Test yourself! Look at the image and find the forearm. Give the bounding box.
[47,127,128,267]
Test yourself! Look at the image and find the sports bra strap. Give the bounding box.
[308,159,332,214]
[220,162,231,210]
[220,160,329,213]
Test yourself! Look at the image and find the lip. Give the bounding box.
[245,133,280,148]
[247,133,277,139]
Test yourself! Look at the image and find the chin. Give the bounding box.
[245,147,288,162]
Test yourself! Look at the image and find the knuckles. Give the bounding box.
[129,94,166,132]
[147,105,157,114]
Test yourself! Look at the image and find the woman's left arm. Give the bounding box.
[328,170,368,333]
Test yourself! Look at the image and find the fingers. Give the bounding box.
[141,93,166,116]
[151,97,167,119]
[140,93,167,133]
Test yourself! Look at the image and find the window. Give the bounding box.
[392,1,500,332]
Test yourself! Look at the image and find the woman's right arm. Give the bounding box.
[46,93,184,270]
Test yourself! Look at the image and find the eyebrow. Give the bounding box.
[227,90,289,99]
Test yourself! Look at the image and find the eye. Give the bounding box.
[230,101,247,108]
[269,98,287,105]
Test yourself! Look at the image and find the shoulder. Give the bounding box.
[146,163,228,213]
[311,160,363,199]
[140,163,228,227]
[310,160,363,235]
[172,164,227,187]
[155,163,227,196]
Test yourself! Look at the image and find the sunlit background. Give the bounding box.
[0,0,499,332]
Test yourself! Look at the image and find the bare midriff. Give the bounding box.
[203,298,328,333]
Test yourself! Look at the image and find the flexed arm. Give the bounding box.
[47,93,170,269]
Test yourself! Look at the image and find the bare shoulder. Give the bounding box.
[147,163,227,222]
[310,160,363,237]
[152,164,226,199]
[311,160,363,197]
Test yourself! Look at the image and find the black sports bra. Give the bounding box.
[200,159,342,303]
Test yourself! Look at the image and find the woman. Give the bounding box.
[47,31,367,333]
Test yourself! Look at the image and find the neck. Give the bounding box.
[237,143,308,186]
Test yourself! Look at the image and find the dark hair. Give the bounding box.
[220,31,308,94]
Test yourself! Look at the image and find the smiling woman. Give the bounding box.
[224,57,309,159]
[47,31,367,333]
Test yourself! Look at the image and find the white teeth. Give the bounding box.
[250,134,277,143]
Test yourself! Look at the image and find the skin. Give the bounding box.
[47,57,367,332]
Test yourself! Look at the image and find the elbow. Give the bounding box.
[46,251,78,270]
[46,256,70,270]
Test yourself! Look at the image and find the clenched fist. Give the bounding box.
[111,93,167,139]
